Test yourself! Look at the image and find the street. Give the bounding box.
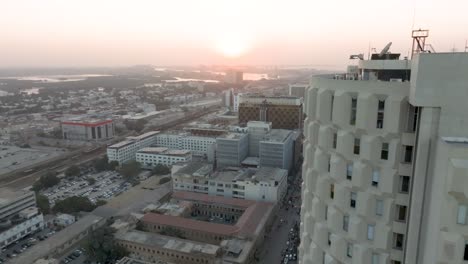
[258,167,302,264]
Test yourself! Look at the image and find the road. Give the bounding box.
[258,168,302,264]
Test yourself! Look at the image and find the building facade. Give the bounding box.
[216,133,249,167]
[136,147,192,168]
[107,131,159,164]
[299,51,468,264]
[155,133,217,157]
[172,163,288,203]
[238,95,303,129]
[61,118,114,141]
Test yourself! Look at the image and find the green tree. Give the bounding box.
[53,196,96,214]
[119,160,141,181]
[65,165,81,178]
[86,177,96,185]
[152,164,170,175]
[83,226,128,263]
[159,177,171,184]
[108,161,119,171]
[93,156,109,172]
[32,173,60,192]
[36,194,50,214]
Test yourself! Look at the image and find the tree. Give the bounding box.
[36,194,50,214]
[65,165,80,178]
[108,161,119,171]
[93,156,109,172]
[83,226,128,263]
[152,164,170,175]
[32,173,60,192]
[86,177,96,185]
[159,177,171,185]
[119,160,141,181]
[95,200,107,207]
[53,196,96,214]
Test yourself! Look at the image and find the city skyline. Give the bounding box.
[1,0,468,68]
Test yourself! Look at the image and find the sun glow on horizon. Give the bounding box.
[214,33,252,58]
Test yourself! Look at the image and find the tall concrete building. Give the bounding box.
[61,118,114,141]
[238,95,303,129]
[216,133,248,167]
[299,50,468,264]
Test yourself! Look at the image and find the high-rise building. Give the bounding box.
[224,70,243,84]
[300,50,468,264]
[238,95,303,129]
[289,83,309,99]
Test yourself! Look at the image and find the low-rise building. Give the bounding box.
[61,118,114,141]
[107,131,159,164]
[136,147,192,168]
[155,133,217,157]
[0,189,43,249]
[53,213,75,227]
[172,163,288,203]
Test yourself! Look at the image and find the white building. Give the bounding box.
[289,83,308,99]
[299,47,468,264]
[107,131,159,164]
[0,189,44,249]
[155,133,217,157]
[54,214,75,227]
[61,118,114,141]
[216,133,249,168]
[136,147,192,168]
[172,163,288,203]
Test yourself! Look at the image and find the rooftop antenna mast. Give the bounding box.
[465,40,468,52]
[411,29,430,58]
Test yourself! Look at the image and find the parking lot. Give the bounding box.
[0,227,56,263]
[42,170,131,207]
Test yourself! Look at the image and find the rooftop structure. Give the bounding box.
[107,131,160,164]
[61,117,114,141]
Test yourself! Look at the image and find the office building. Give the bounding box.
[172,163,288,202]
[61,118,114,141]
[289,83,308,99]
[136,147,192,168]
[238,95,303,129]
[0,188,43,249]
[216,133,248,167]
[107,131,159,164]
[225,70,243,84]
[155,133,217,157]
[299,45,468,264]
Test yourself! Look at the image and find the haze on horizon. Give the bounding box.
[1,0,468,69]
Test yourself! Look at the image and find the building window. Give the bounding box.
[350,192,357,208]
[330,95,335,121]
[377,100,385,128]
[354,138,360,155]
[381,143,389,160]
[464,240,468,261]
[343,215,349,231]
[399,176,410,193]
[332,133,337,149]
[393,233,404,250]
[328,232,331,246]
[346,164,353,180]
[403,145,413,163]
[347,243,353,258]
[376,199,384,216]
[330,184,334,199]
[396,205,407,222]
[372,253,379,264]
[372,169,380,187]
[367,224,375,240]
[350,98,357,125]
[457,205,467,224]
[324,205,328,220]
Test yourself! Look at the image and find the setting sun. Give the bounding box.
[214,34,251,58]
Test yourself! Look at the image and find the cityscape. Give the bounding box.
[1,1,468,264]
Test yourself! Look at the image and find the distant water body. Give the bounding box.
[3,74,111,83]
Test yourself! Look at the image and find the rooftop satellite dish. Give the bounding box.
[379,42,392,57]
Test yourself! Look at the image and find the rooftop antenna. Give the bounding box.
[465,40,468,52]
[411,29,429,58]
[379,42,392,57]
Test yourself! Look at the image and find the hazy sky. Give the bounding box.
[1,0,468,69]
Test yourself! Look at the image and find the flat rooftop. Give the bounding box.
[0,188,33,206]
[108,140,134,149]
[217,133,245,140]
[116,230,220,256]
[261,129,292,143]
[175,162,213,178]
[61,118,112,126]
[127,131,160,141]
[137,147,191,156]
